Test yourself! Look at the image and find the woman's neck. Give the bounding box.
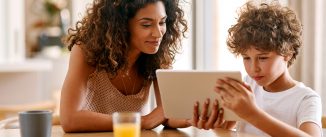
[127,49,141,68]
[122,49,141,75]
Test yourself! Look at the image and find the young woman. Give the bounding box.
[60,0,188,132]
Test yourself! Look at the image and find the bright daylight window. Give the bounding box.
[170,0,288,77]
[215,0,246,73]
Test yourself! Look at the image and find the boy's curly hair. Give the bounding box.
[65,0,187,79]
[227,2,302,67]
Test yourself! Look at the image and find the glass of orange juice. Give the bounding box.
[113,112,141,137]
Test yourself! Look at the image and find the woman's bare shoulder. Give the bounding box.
[69,44,95,76]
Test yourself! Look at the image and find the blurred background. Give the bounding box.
[0,0,325,126]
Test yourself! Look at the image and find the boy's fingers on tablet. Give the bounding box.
[241,82,251,90]
[216,79,231,94]
[227,80,243,95]
[239,82,254,94]
[219,90,232,105]
[205,99,219,129]
[220,80,239,97]
[216,79,224,85]
[215,86,225,96]
[221,99,232,111]
[219,86,235,101]
[228,80,250,96]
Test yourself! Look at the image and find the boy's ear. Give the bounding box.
[284,54,292,61]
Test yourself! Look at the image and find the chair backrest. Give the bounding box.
[0,101,55,120]
[0,114,60,129]
[322,116,326,128]
[0,116,18,129]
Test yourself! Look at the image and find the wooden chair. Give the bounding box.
[0,90,62,129]
[0,91,62,129]
[0,114,60,129]
[322,115,326,128]
[0,101,56,120]
[0,101,56,129]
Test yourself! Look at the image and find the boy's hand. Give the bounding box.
[215,78,259,120]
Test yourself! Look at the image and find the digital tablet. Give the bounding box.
[156,69,243,121]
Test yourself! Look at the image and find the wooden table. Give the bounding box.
[0,125,262,137]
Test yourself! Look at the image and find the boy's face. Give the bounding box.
[241,47,289,87]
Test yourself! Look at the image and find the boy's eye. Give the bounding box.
[243,57,250,60]
[258,57,268,60]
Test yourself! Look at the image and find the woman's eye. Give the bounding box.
[159,22,166,26]
[142,24,151,27]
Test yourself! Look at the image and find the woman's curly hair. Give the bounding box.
[65,0,187,79]
[227,1,302,67]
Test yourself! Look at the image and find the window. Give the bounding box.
[193,0,246,72]
[172,0,193,70]
[216,0,246,73]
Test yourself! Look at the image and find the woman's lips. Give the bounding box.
[146,41,160,46]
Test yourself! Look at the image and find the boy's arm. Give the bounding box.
[246,108,317,137]
[300,122,322,137]
[217,78,321,137]
[297,95,322,137]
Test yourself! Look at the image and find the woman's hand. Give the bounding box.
[215,78,259,120]
[141,106,166,129]
[162,118,192,129]
[190,98,236,130]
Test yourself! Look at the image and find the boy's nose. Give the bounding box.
[253,66,261,72]
[252,61,261,72]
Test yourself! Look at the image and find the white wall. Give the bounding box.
[41,55,69,99]
[0,0,5,63]
[4,0,25,62]
[0,0,62,105]
[0,73,44,105]
[71,0,92,25]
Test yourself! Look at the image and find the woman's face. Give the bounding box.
[128,1,167,55]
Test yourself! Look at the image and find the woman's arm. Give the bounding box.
[140,79,166,129]
[60,45,114,132]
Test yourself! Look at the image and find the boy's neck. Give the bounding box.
[263,71,297,92]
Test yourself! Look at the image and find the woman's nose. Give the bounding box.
[152,25,163,38]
